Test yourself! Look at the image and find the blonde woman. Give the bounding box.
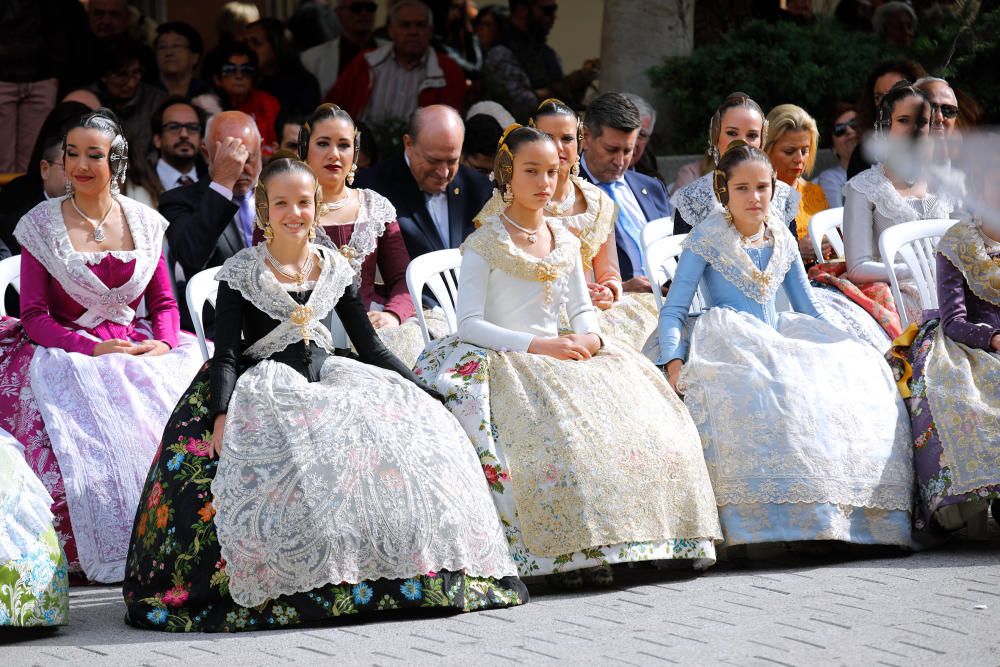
[764,104,830,264]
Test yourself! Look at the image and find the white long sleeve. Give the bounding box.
[843,184,912,283]
[565,258,601,336]
[456,249,536,352]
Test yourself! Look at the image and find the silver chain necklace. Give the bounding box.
[71,196,115,242]
[264,243,315,285]
[501,212,543,244]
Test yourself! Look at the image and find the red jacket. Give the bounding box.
[234,89,280,151]
[326,44,466,119]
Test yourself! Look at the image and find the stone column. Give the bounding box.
[598,0,694,100]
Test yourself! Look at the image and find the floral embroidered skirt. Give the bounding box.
[0,429,69,628]
[0,317,204,582]
[123,366,527,633]
[596,292,660,355]
[414,336,721,578]
[682,308,913,547]
[888,319,1000,531]
[374,309,450,367]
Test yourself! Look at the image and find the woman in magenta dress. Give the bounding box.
[0,109,203,583]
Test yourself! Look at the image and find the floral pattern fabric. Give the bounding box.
[413,336,720,576]
[124,369,527,632]
[888,319,1000,530]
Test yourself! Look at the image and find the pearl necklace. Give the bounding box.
[738,224,767,248]
[264,243,315,285]
[71,196,115,242]
[321,190,352,213]
[501,212,543,244]
[545,184,576,216]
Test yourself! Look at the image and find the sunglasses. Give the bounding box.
[220,63,256,77]
[162,122,201,134]
[931,103,959,120]
[833,119,856,137]
[539,4,559,16]
[347,2,377,13]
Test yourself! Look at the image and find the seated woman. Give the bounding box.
[836,81,955,334]
[298,103,433,366]
[477,99,657,352]
[658,142,913,550]
[0,428,69,629]
[0,109,203,583]
[671,93,798,235]
[765,104,893,352]
[889,162,1000,533]
[123,158,524,633]
[415,126,722,588]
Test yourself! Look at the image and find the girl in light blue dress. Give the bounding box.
[658,142,913,548]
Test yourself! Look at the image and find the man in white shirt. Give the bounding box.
[151,96,206,192]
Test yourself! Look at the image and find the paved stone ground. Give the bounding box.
[4,538,1000,666]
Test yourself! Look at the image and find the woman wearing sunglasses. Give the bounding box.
[210,42,280,152]
[815,102,859,207]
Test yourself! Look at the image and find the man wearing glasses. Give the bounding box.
[915,77,963,167]
[301,0,387,97]
[150,96,207,192]
[154,22,210,99]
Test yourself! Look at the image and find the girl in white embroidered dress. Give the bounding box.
[415,126,722,589]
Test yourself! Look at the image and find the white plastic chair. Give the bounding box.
[0,255,20,318]
[808,206,845,260]
[641,223,708,315]
[406,249,462,344]
[185,267,220,361]
[878,218,958,328]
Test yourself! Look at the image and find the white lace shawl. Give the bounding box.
[671,173,800,229]
[682,205,798,304]
[846,164,955,223]
[215,244,354,360]
[328,188,396,285]
[13,196,167,329]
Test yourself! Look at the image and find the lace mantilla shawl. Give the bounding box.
[13,196,167,329]
[473,177,615,270]
[671,173,800,229]
[683,206,798,304]
[216,244,354,360]
[937,219,1000,307]
[846,164,955,223]
[327,188,396,285]
[462,215,580,288]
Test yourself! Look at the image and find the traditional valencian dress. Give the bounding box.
[658,207,913,547]
[888,219,1000,531]
[477,176,660,352]
[0,196,204,583]
[320,188,444,366]
[0,428,69,628]
[670,172,891,352]
[123,243,525,632]
[814,163,956,339]
[414,215,722,577]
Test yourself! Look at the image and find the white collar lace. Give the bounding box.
[670,172,800,230]
[683,204,798,304]
[216,244,355,359]
[13,196,167,329]
[846,164,955,223]
[324,188,396,284]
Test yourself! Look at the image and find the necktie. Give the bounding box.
[598,181,645,274]
[177,175,194,187]
[235,195,255,247]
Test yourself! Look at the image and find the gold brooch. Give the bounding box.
[339,245,358,260]
[290,304,315,344]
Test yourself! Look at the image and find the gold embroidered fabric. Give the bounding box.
[474,177,615,270]
[682,208,798,304]
[461,215,579,303]
[936,219,1000,308]
[598,292,659,353]
[925,326,1000,496]
[487,342,721,557]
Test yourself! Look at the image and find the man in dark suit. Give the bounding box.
[354,105,493,261]
[159,110,262,331]
[579,92,673,292]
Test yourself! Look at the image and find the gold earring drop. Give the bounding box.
[571,158,580,177]
[308,224,316,241]
[502,183,513,204]
[263,224,274,241]
[723,207,733,225]
[347,164,357,186]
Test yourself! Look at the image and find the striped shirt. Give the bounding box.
[363,49,429,124]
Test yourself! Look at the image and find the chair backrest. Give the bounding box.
[641,225,708,315]
[808,206,845,259]
[0,255,21,318]
[878,218,958,327]
[406,248,463,344]
[185,267,221,361]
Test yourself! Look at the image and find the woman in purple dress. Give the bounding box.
[0,109,203,582]
[890,163,1000,532]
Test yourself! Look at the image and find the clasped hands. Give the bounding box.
[93,338,170,356]
[528,332,601,361]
